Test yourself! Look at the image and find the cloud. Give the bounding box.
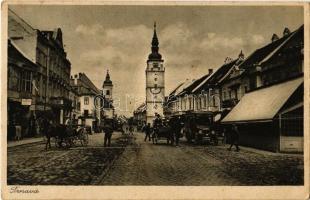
[71,22,275,116]
[252,34,266,45]
[75,24,104,35]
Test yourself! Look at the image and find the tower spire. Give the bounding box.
[148,22,162,61]
[103,69,112,87]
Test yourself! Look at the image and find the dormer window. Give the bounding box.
[271,34,279,42]
[283,27,291,36]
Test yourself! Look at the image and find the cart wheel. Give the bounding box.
[55,137,62,148]
[65,138,72,148]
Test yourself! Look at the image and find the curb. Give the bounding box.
[7,138,45,148]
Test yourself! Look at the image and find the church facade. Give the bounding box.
[145,23,165,124]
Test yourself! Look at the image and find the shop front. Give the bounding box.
[221,77,303,152]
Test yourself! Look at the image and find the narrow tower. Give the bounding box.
[145,22,165,124]
[102,70,114,118]
[103,70,113,101]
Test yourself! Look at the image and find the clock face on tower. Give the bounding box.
[150,87,161,94]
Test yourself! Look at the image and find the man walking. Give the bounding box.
[174,116,183,146]
[144,123,152,142]
[228,124,240,151]
[103,120,113,147]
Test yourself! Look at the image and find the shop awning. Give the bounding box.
[222,77,303,123]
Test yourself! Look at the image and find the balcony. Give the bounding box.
[221,98,239,109]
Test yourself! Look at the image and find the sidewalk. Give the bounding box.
[218,143,303,157]
[8,137,44,148]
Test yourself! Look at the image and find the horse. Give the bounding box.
[39,117,76,150]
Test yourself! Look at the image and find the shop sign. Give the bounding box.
[21,99,32,105]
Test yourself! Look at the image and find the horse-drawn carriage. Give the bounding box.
[152,125,173,144]
[44,123,89,150]
[151,118,174,145]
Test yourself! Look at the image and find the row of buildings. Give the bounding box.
[134,25,304,152]
[7,9,114,140]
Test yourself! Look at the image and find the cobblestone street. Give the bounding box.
[102,132,303,185]
[7,132,128,185]
[7,131,303,185]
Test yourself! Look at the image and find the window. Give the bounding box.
[153,63,159,68]
[20,70,32,92]
[84,97,89,105]
[106,90,110,95]
[8,67,20,91]
[281,108,303,136]
[84,109,89,116]
[154,78,157,81]
[203,95,207,108]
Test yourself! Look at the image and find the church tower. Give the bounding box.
[102,70,114,118]
[146,22,165,124]
[103,70,113,101]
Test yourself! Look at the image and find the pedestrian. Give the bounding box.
[144,123,152,142]
[103,121,113,147]
[174,116,183,146]
[129,124,134,136]
[227,124,240,151]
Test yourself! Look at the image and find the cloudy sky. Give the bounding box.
[9,5,303,116]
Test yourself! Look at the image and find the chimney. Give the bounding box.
[271,34,279,42]
[208,69,213,75]
[283,27,291,36]
[224,57,233,64]
[238,50,245,60]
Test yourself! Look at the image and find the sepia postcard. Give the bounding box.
[1,1,309,200]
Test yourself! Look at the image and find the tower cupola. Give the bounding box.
[148,22,162,61]
[103,70,113,87]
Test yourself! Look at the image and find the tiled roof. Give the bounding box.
[168,82,185,97]
[208,59,238,85]
[260,25,303,66]
[238,29,296,70]
[180,73,211,95]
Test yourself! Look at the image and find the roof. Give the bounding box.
[260,25,304,66]
[207,59,238,85]
[168,82,184,97]
[238,30,295,70]
[71,73,101,95]
[221,77,303,123]
[134,102,146,113]
[8,10,37,63]
[9,40,37,66]
[174,79,196,96]
[179,73,211,96]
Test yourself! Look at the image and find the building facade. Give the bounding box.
[8,9,72,139]
[146,23,165,124]
[70,73,101,133]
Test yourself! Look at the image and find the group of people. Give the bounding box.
[141,113,241,151]
[141,113,183,146]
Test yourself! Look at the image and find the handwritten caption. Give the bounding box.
[10,186,39,194]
